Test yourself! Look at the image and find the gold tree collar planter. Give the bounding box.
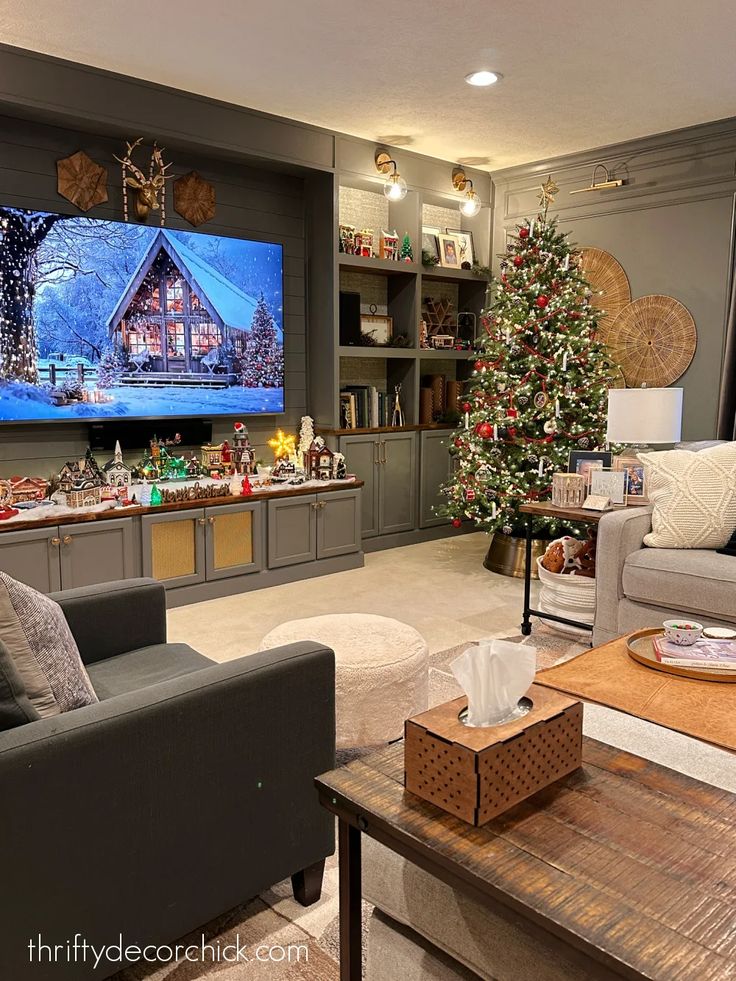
[608,294,697,388]
[578,247,631,341]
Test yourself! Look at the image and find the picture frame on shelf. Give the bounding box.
[590,468,626,506]
[568,450,613,488]
[360,313,393,346]
[438,233,461,268]
[445,227,475,267]
[421,226,441,263]
[614,456,648,505]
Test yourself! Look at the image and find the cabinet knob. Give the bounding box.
[62,535,73,545]
[208,516,215,524]
[50,537,61,547]
[320,500,327,509]
[197,517,207,525]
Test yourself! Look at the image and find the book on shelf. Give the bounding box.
[339,385,389,428]
[652,635,736,668]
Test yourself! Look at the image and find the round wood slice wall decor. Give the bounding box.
[578,247,631,341]
[607,294,697,388]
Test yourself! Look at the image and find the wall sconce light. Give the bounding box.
[375,149,408,201]
[569,163,625,195]
[452,166,482,217]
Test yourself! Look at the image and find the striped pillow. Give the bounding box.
[0,574,98,717]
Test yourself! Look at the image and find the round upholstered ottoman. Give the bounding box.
[259,614,429,748]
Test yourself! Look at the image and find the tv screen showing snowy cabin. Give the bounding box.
[0,208,284,422]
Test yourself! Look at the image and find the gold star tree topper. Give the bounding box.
[268,429,297,460]
[538,175,559,210]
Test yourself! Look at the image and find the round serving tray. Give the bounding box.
[627,628,736,683]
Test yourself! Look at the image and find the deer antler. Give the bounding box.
[113,138,148,184]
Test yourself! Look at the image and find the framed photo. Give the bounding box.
[614,456,648,505]
[590,468,626,506]
[438,233,461,268]
[568,450,613,488]
[445,227,475,267]
[421,226,441,262]
[360,313,393,345]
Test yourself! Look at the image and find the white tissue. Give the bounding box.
[451,639,536,727]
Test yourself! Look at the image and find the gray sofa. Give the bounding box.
[593,505,736,645]
[0,578,335,980]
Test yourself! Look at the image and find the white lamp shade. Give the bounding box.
[606,387,683,444]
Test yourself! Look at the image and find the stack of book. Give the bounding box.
[340,386,391,429]
[653,635,736,669]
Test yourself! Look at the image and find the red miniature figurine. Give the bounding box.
[221,440,231,464]
[241,475,253,496]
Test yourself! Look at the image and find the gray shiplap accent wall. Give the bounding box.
[0,113,306,476]
[491,119,736,440]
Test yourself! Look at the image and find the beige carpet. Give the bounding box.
[113,629,585,980]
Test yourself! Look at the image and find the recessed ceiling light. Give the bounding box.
[465,71,502,87]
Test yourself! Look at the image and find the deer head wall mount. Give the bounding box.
[114,139,173,223]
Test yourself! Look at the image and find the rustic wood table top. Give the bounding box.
[519,500,609,523]
[317,738,736,981]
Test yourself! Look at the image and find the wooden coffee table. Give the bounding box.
[316,739,736,981]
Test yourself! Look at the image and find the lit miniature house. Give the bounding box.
[103,441,133,488]
[58,450,106,508]
[201,442,224,475]
[379,229,399,261]
[306,437,336,480]
[9,476,49,502]
[231,422,256,475]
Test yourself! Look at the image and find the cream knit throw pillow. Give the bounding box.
[639,443,736,549]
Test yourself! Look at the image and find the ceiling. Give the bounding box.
[1,0,735,170]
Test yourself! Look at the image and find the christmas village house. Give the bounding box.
[306,438,336,480]
[102,441,133,489]
[106,230,258,384]
[58,454,106,508]
[9,476,49,502]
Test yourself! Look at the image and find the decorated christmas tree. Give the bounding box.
[399,232,413,263]
[97,348,127,388]
[241,293,284,388]
[442,177,616,537]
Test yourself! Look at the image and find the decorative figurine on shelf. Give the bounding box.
[338,223,356,255]
[102,440,133,489]
[241,475,253,496]
[306,437,337,481]
[200,442,225,476]
[9,476,49,503]
[419,319,430,350]
[379,229,399,261]
[391,384,405,427]
[354,228,374,258]
[399,232,414,263]
[150,484,163,506]
[135,433,189,481]
[298,416,315,469]
[334,452,347,479]
[272,459,298,482]
[221,440,232,467]
[229,472,242,496]
[232,422,257,475]
[57,448,106,508]
[267,429,297,461]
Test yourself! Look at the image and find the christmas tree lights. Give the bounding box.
[442,181,617,537]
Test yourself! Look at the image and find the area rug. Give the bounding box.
[536,635,736,753]
[114,627,585,979]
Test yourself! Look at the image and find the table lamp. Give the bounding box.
[606,387,683,454]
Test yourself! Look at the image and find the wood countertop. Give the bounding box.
[0,479,364,533]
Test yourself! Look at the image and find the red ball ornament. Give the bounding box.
[461,401,472,413]
[536,295,549,308]
[451,518,462,528]
[474,359,486,372]
[454,437,464,448]
[513,256,523,268]
[476,421,494,439]
[519,226,530,239]
[508,427,517,438]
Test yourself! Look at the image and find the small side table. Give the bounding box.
[519,502,604,637]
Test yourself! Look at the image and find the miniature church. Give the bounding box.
[103,441,133,488]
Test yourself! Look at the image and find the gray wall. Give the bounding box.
[492,119,736,440]
[0,112,306,476]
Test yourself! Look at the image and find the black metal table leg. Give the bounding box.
[339,819,362,981]
[521,513,533,635]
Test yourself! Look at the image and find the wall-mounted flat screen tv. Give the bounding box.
[0,207,284,422]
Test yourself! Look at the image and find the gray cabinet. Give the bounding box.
[142,509,207,589]
[340,432,416,537]
[419,429,453,528]
[204,502,265,580]
[268,495,317,568]
[317,488,361,559]
[0,526,63,593]
[268,489,362,568]
[58,518,139,589]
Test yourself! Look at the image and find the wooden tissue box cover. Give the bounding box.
[404,684,582,826]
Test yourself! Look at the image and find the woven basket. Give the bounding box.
[607,294,697,387]
[578,248,631,342]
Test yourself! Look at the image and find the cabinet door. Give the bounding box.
[267,495,316,568]
[419,429,453,528]
[0,527,62,593]
[142,509,206,589]
[317,489,361,559]
[338,435,380,538]
[379,432,417,534]
[59,517,139,589]
[204,502,265,581]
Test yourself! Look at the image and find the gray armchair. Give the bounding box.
[0,579,335,980]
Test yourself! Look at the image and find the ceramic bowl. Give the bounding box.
[662,620,703,646]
